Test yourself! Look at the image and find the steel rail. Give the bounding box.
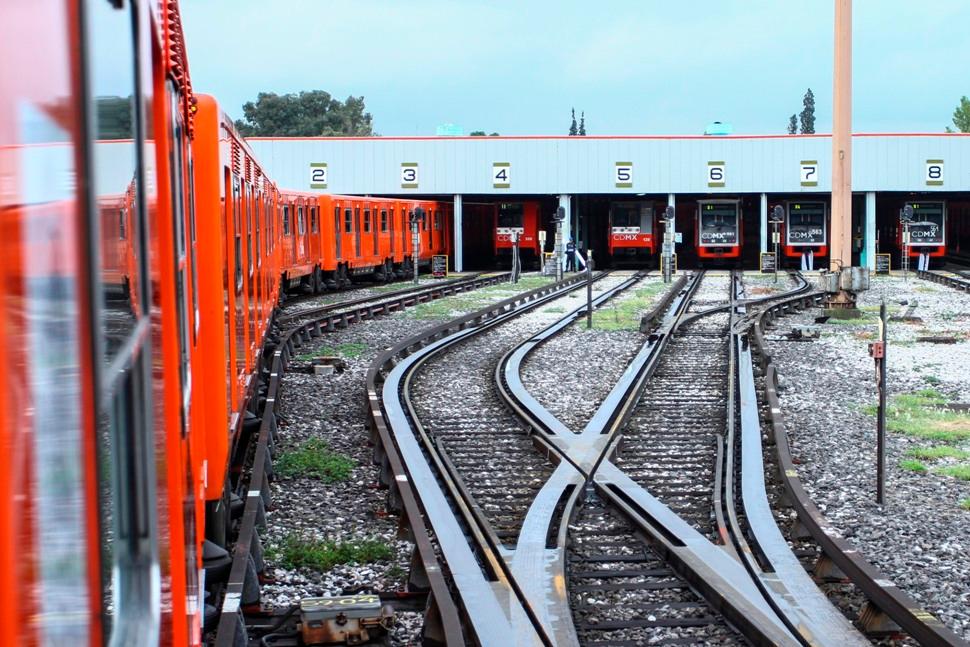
[367,272,603,646]
[727,278,870,646]
[277,272,497,328]
[500,272,798,645]
[214,273,511,646]
[751,289,970,647]
[917,269,970,292]
[500,271,837,646]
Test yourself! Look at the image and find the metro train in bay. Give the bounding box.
[608,199,658,264]
[494,201,542,266]
[0,2,448,645]
[697,199,743,260]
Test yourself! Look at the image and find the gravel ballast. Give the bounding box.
[766,273,970,640]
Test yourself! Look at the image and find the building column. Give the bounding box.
[559,194,572,269]
[453,194,463,273]
[667,193,677,258]
[760,193,768,253]
[863,191,876,270]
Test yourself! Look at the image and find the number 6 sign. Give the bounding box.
[707,161,725,188]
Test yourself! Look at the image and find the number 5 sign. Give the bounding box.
[707,161,725,188]
[615,162,633,188]
[925,159,943,186]
[800,160,818,187]
[309,162,328,189]
[492,162,510,189]
[401,162,419,189]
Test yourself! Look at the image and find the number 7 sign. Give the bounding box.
[800,160,818,187]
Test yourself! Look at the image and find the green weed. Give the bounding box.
[960,498,970,511]
[591,283,666,331]
[275,438,355,482]
[937,465,970,481]
[906,446,970,461]
[318,343,369,359]
[272,534,393,571]
[864,390,970,442]
[899,459,927,472]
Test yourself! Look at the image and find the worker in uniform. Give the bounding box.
[565,238,576,272]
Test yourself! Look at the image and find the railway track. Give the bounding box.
[917,269,970,292]
[212,271,514,646]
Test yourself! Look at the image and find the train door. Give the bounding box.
[363,206,372,261]
[389,206,396,256]
[333,204,343,260]
[372,203,380,260]
[309,203,319,268]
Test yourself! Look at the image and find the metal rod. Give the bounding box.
[586,250,593,329]
[877,299,887,504]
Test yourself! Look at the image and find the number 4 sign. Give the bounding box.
[309,162,328,189]
[800,160,818,187]
[492,162,510,189]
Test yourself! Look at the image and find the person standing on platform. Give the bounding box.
[566,238,576,272]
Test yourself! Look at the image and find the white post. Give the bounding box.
[865,191,876,270]
[558,194,572,270]
[453,194,463,272]
[760,193,769,254]
[667,193,677,263]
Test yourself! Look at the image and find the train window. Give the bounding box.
[188,154,200,341]
[364,209,371,233]
[381,210,388,232]
[234,178,243,292]
[166,82,191,426]
[245,184,253,277]
[282,205,291,236]
[434,210,442,231]
[119,208,127,239]
[334,207,343,258]
[498,203,524,228]
[354,207,362,256]
[389,208,395,254]
[344,208,352,233]
[298,206,306,236]
[311,207,319,233]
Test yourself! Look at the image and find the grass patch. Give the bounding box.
[275,438,355,482]
[590,283,666,331]
[899,459,927,472]
[407,275,554,320]
[864,390,970,443]
[960,498,970,511]
[319,342,368,359]
[906,446,970,461]
[544,306,566,314]
[923,375,941,386]
[937,465,970,481]
[271,534,393,571]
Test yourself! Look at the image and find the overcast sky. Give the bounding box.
[181,0,967,136]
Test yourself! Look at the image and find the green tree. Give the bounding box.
[788,114,797,135]
[489,132,500,136]
[234,90,374,136]
[946,96,970,133]
[799,88,815,134]
[578,111,586,136]
[95,96,134,139]
[469,130,486,136]
[569,108,578,136]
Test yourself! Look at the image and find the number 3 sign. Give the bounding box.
[401,162,419,189]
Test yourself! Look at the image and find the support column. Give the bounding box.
[830,0,853,270]
[864,191,876,270]
[559,194,572,269]
[760,193,769,253]
[453,194,463,273]
[667,193,677,259]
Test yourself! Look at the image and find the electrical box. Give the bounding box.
[300,594,393,645]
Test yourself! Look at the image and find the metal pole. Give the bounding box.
[773,221,779,283]
[586,250,594,329]
[876,299,887,504]
[554,208,564,282]
[511,230,520,283]
[830,0,853,271]
[412,207,422,285]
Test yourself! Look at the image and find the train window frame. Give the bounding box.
[119,208,127,240]
[363,208,371,233]
[311,206,319,233]
[344,207,352,233]
[297,205,306,236]
[244,183,253,278]
[434,210,441,231]
[381,209,388,232]
[255,191,262,269]
[233,176,243,293]
[187,153,200,341]
[282,204,291,237]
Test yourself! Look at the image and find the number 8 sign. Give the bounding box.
[925,159,943,186]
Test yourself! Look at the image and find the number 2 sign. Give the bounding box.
[309,162,328,189]
[493,162,510,189]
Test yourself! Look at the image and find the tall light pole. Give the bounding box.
[830,0,852,272]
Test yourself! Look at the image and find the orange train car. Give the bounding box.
[608,199,658,265]
[697,199,743,260]
[494,201,541,267]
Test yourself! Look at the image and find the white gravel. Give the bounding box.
[766,272,970,641]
